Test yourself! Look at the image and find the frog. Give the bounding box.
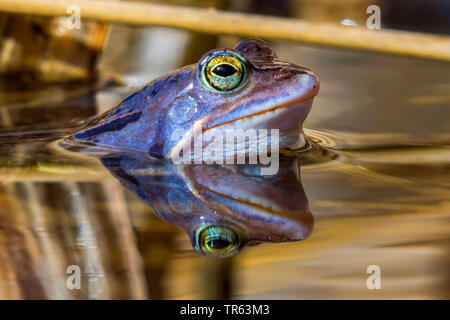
[63,39,319,257]
[101,155,313,258]
[66,38,320,162]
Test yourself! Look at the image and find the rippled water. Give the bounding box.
[0,44,448,299]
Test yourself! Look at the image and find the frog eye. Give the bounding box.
[195,225,241,257]
[201,53,247,92]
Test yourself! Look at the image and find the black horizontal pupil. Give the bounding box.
[212,64,236,77]
[208,239,230,249]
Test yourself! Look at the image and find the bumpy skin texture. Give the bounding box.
[70,39,319,159]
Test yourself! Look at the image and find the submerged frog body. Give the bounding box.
[101,156,313,257]
[68,39,319,160]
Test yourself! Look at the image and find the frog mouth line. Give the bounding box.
[169,94,315,160]
[198,185,313,240]
[204,185,309,220]
[204,95,316,132]
[189,165,310,220]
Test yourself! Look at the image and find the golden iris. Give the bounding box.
[201,53,246,92]
[195,225,240,257]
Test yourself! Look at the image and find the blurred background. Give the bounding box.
[0,0,449,299]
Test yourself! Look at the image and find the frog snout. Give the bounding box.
[301,70,320,97]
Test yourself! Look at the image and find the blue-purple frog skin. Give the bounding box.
[68,39,319,159]
[101,156,313,257]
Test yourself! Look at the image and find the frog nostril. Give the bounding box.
[273,68,293,81]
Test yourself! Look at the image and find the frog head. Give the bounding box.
[69,39,319,161]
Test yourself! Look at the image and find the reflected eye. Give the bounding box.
[201,53,247,92]
[195,225,240,257]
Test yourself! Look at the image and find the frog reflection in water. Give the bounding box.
[65,39,319,257]
[101,156,313,257]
